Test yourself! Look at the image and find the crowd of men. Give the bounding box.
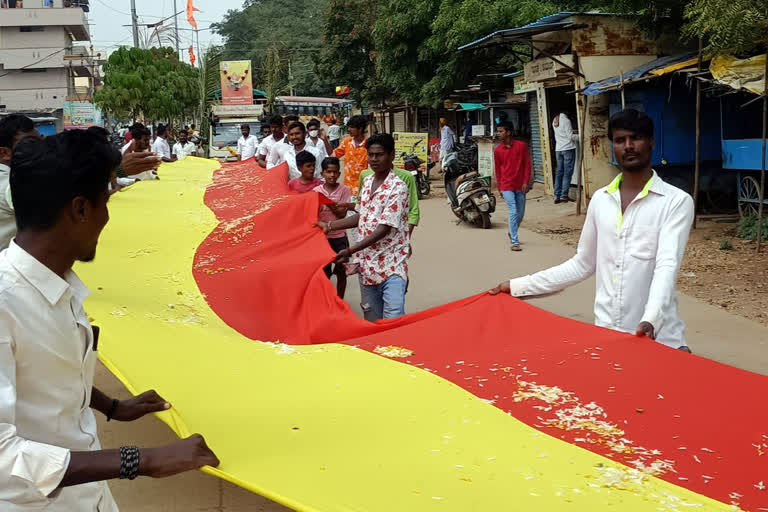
[0,105,694,510]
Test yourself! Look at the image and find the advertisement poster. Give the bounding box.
[393,132,428,172]
[63,101,103,130]
[429,138,440,166]
[477,139,495,179]
[219,60,253,105]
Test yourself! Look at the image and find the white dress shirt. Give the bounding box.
[237,134,258,160]
[255,133,285,161]
[326,124,341,142]
[150,137,171,160]
[305,136,329,162]
[552,114,577,152]
[0,163,16,250]
[266,143,323,180]
[172,141,197,161]
[0,242,118,511]
[508,171,694,348]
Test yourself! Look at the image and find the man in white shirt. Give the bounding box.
[172,129,197,161]
[0,130,219,511]
[120,124,159,183]
[490,109,694,351]
[267,121,322,180]
[439,118,455,169]
[326,118,341,149]
[150,124,175,163]
[552,113,578,204]
[236,124,258,161]
[305,118,331,159]
[256,115,286,167]
[0,115,40,250]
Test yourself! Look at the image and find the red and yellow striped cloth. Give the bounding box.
[79,157,768,511]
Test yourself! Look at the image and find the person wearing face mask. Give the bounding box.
[305,119,331,160]
[490,109,694,352]
[266,121,323,180]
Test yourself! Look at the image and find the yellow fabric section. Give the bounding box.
[77,157,733,512]
[711,54,766,95]
[648,57,699,76]
[608,174,654,232]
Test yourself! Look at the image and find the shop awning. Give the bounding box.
[458,12,622,51]
[458,22,574,51]
[457,103,488,111]
[581,52,699,96]
[710,54,767,96]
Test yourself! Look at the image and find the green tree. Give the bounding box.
[95,47,200,124]
[316,0,389,105]
[213,0,333,97]
[683,0,768,53]
[420,0,559,105]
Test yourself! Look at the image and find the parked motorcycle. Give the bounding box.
[401,139,431,199]
[443,150,496,229]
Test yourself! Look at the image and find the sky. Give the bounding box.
[86,0,243,65]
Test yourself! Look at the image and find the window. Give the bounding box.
[21,68,47,73]
[20,27,45,33]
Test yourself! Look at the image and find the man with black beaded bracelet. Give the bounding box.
[0,130,219,511]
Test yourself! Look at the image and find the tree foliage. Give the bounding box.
[94,47,200,122]
[315,0,389,105]
[683,0,768,54]
[212,0,334,97]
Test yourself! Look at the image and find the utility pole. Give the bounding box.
[130,0,139,48]
[288,57,295,96]
[195,29,201,68]
[173,0,180,59]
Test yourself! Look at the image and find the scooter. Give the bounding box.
[401,139,431,199]
[443,151,496,229]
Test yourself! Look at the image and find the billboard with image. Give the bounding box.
[219,60,253,105]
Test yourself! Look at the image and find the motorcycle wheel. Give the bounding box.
[418,179,430,199]
[480,213,492,229]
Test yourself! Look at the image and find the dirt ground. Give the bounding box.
[524,185,768,328]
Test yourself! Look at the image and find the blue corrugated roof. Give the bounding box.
[458,12,624,51]
[581,52,699,96]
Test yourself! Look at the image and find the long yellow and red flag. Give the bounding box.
[78,158,768,511]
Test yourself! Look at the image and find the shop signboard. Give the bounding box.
[63,101,103,130]
[393,132,428,172]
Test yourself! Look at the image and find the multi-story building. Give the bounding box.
[0,0,102,134]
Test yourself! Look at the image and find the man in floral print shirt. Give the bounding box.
[316,133,410,321]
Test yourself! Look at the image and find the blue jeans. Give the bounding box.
[554,149,576,199]
[360,275,407,322]
[501,190,526,245]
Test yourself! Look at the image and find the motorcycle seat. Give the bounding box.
[455,171,479,188]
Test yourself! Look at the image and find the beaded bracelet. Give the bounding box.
[119,446,140,480]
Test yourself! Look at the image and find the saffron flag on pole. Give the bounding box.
[186,0,199,29]
[188,45,196,67]
[78,158,768,512]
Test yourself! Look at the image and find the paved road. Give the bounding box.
[97,186,768,511]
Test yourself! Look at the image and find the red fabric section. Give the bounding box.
[195,160,768,510]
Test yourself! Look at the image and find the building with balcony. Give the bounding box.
[0,0,101,133]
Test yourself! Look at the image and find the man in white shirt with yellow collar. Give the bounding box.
[0,131,218,511]
[491,109,694,351]
[0,115,40,250]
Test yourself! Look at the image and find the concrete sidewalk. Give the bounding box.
[96,190,768,511]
